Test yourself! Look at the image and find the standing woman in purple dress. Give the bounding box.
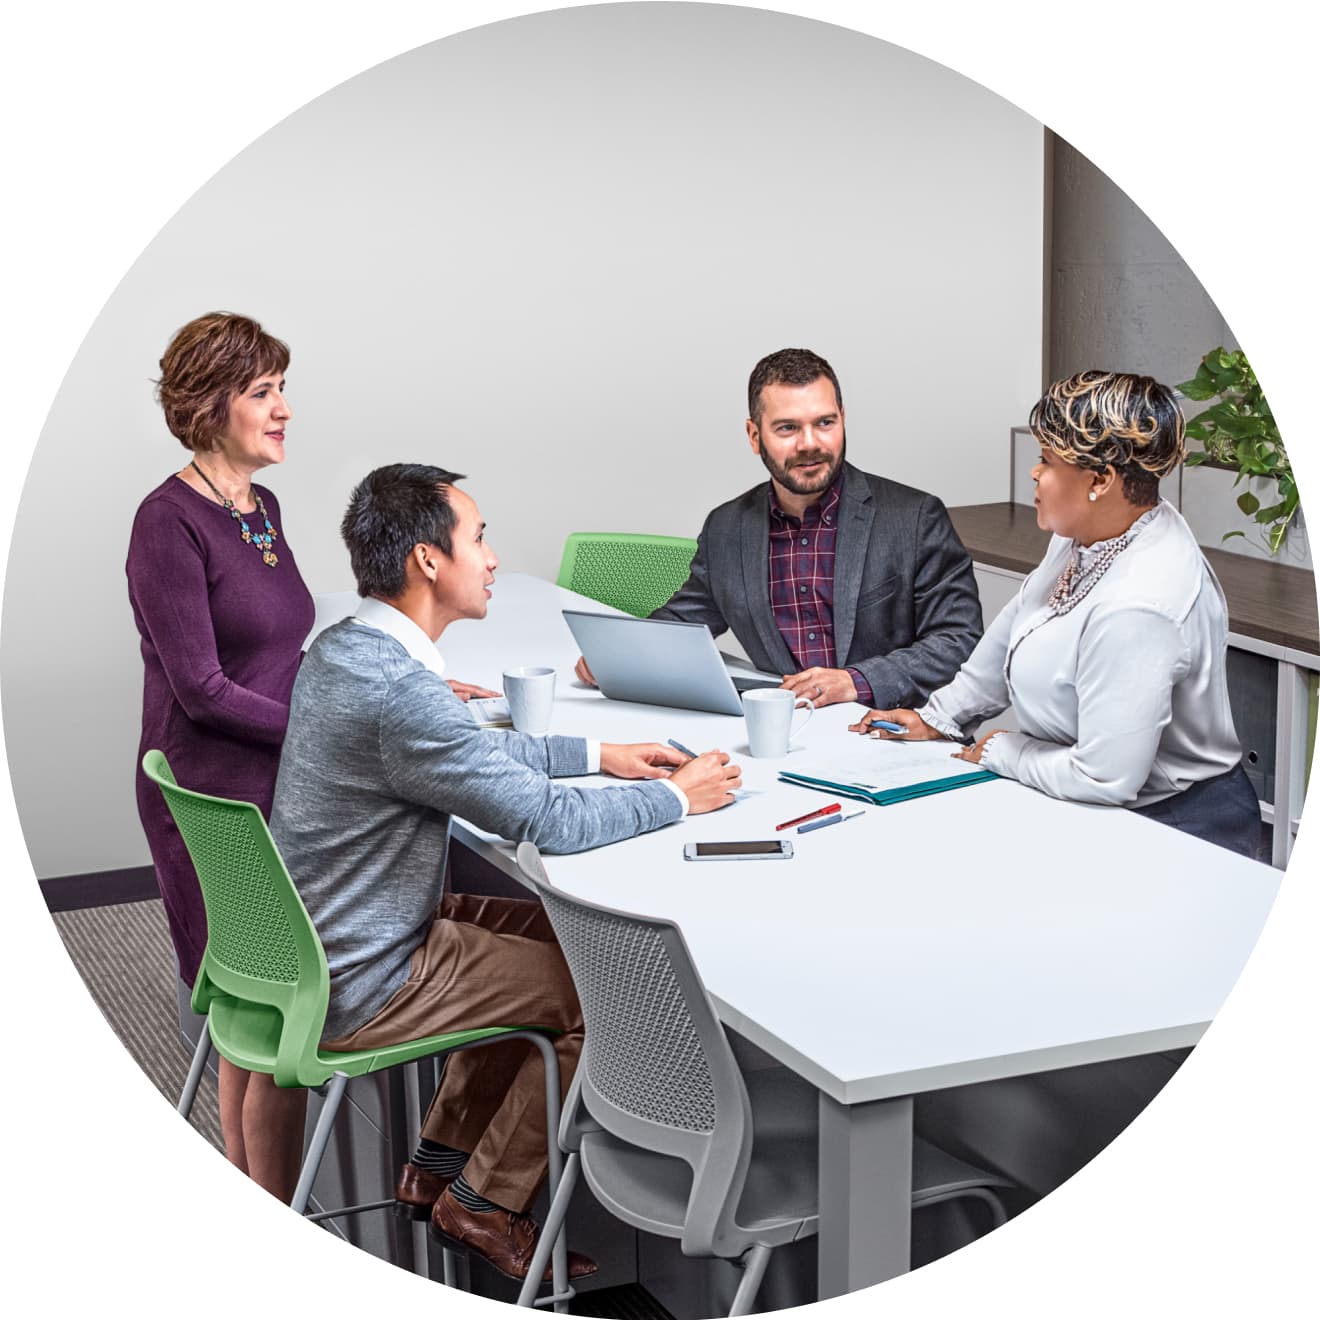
[127,312,315,1201]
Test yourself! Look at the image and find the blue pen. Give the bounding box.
[668,738,698,759]
[867,719,906,734]
[798,809,865,834]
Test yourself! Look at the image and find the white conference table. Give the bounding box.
[437,573,1281,1299]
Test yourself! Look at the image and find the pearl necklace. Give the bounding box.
[190,460,279,567]
[1047,533,1132,615]
[1046,505,1162,615]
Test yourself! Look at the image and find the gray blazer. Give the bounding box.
[653,463,983,707]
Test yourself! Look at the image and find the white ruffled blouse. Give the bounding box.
[917,501,1243,808]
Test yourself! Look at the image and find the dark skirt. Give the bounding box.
[1130,763,1262,858]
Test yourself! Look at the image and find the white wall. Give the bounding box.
[1,3,1043,878]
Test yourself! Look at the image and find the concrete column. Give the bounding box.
[1048,135,1234,387]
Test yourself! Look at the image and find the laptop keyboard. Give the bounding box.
[730,675,783,693]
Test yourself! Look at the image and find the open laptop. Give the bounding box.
[563,609,783,716]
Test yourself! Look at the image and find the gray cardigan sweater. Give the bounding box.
[270,619,683,1039]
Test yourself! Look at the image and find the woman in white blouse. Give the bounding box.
[853,370,1259,856]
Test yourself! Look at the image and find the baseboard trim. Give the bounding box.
[40,865,159,913]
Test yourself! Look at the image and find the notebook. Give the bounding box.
[778,742,995,805]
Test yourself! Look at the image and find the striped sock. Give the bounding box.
[449,1172,509,1214]
[411,1139,468,1178]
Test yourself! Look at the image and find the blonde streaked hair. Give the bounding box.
[1029,371,1185,504]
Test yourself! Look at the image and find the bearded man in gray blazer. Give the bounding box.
[577,348,983,708]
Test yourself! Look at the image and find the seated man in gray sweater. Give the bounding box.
[270,463,739,1282]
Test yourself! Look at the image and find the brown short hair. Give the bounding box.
[155,312,290,452]
[747,348,843,426]
[1029,371,1185,505]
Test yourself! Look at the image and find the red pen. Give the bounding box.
[775,802,841,831]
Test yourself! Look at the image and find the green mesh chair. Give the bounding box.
[556,533,698,618]
[144,750,572,1305]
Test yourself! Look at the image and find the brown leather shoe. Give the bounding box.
[394,1163,458,1218]
[430,1186,598,1282]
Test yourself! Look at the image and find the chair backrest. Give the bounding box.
[515,842,754,1258]
[141,750,331,1088]
[556,532,698,618]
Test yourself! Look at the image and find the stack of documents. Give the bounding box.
[779,740,994,806]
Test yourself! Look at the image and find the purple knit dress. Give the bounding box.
[127,476,315,985]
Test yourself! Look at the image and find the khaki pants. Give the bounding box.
[323,892,583,1212]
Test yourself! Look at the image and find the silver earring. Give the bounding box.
[1088,490,1097,502]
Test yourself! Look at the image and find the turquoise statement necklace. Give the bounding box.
[191,460,279,567]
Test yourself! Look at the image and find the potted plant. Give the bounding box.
[1178,347,1298,555]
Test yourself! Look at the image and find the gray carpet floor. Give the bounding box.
[50,897,224,1152]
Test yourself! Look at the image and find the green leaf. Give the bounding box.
[1178,375,1219,401]
[1200,406,1243,434]
[1216,411,1267,442]
[1254,502,1286,524]
[1184,451,1208,467]
[1209,363,1244,394]
[1186,359,1222,396]
[1180,348,1288,498]
[1268,522,1290,555]
[1221,530,1246,541]
[1237,491,1261,516]
[1233,440,1270,475]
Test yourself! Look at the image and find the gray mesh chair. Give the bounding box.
[513,842,1011,1315]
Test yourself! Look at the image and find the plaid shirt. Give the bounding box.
[767,477,874,704]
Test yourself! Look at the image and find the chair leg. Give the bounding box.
[291,1072,350,1215]
[176,1022,212,1118]
[176,1013,212,1119]
[394,1031,566,1298]
[963,1186,1008,1229]
[516,1153,581,1308]
[516,1032,570,1311]
[913,1186,1009,1232]
[397,1065,425,1278]
[729,1243,772,1318]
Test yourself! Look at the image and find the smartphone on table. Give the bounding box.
[683,840,793,862]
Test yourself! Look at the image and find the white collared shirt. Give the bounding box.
[354,595,448,677]
[351,596,617,781]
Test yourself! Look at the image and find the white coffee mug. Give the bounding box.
[742,688,814,757]
[503,666,556,736]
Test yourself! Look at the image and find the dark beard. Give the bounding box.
[758,434,846,496]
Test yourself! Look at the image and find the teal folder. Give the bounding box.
[777,766,996,806]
